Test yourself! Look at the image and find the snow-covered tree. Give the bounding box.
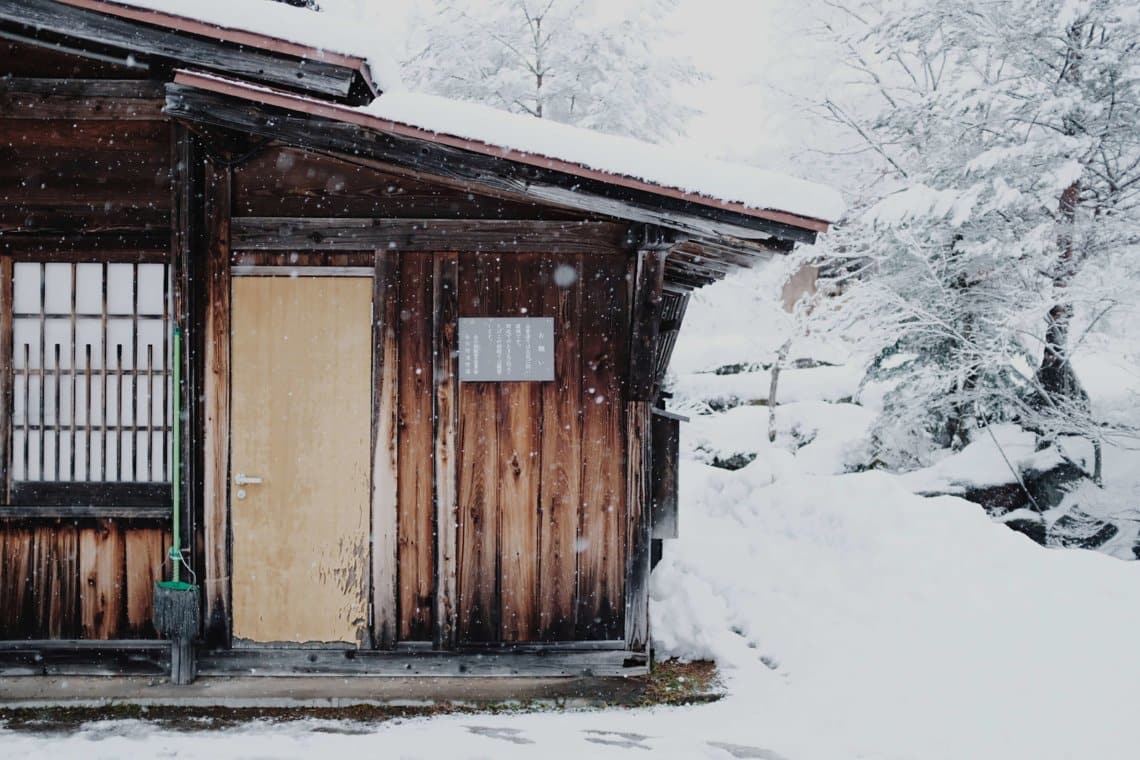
[809,0,1140,469]
[402,0,704,142]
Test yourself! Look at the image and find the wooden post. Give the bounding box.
[201,159,232,648]
[433,252,459,649]
[624,400,652,654]
[170,123,195,587]
[627,246,669,402]
[0,254,12,502]
[371,251,400,648]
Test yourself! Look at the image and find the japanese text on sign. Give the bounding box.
[458,317,555,382]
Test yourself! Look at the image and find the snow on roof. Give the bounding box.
[105,0,844,224]
[362,92,846,224]
[110,0,404,92]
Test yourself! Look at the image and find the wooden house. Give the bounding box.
[0,0,841,679]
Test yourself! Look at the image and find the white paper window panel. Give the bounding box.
[12,430,168,482]
[75,263,103,314]
[136,264,166,315]
[12,262,42,314]
[14,373,170,428]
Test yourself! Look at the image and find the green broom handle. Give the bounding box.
[171,325,182,583]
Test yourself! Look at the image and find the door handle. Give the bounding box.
[235,473,263,486]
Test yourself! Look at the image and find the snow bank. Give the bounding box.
[362,92,846,223]
[898,423,1065,494]
[652,458,1140,759]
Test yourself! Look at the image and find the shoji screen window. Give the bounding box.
[10,261,172,507]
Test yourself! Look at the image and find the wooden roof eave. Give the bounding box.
[163,71,827,247]
[0,0,378,104]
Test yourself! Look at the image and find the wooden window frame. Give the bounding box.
[0,249,173,517]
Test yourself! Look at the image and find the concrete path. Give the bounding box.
[0,675,646,710]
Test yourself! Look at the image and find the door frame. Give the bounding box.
[224,264,382,649]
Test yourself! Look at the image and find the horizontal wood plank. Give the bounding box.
[0,0,359,101]
[231,217,627,253]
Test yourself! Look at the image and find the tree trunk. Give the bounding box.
[1036,180,1081,406]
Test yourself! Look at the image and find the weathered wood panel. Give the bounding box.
[576,254,629,640]
[433,253,459,649]
[123,527,165,638]
[31,525,78,639]
[627,250,668,401]
[397,252,435,641]
[0,527,34,638]
[230,217,626,254]
[0,39,147,79]
[0,255,11,501]
[624,401,652,652]
[497,255,543,642]
[537,255,583,641]
[201,161,232,648]
[456,254,501,643]
[0,78,164,120]
[0,522,169,640]
[78,519,124,639]
[232,147,584,221]
[372,251,400,648]
[0,118,172,231]
[454,251,628,643]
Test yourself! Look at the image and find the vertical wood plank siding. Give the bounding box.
[456,252,629,643]
[397,252,435,640]
[497,254,544,642]
[433,253,459,648]
[456,254,501,643]
[537,255,583,641]
[371,251,400,648]
[576,254,629,640]
[201,161,233,647]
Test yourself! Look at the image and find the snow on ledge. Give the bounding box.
[362,92,846,224]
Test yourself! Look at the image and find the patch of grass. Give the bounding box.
[639,659,723,707]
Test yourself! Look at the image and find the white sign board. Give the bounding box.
[458,317,555,382]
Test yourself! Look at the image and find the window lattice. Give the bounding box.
[11,262,172,484]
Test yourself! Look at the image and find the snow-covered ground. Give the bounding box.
[6,263,1140,758]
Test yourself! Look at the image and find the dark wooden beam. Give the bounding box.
[627,249,668,402]
[1,233,170,258]
[624,400,652,654]
[0,76,163,119]
[433,252,459,650]
[231,217,626,254]
[0,0,364,103]
[0,505,169,519]
[171,121,195,591]
[0,254,11,502]
[163,84,819,245]
[201,158,232,649]
[371,251,400,649]
[199,647,645,677]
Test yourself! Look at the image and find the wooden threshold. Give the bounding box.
[0,641,646,677]
[200,647,647,678]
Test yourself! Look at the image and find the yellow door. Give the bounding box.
[230,276,373,645]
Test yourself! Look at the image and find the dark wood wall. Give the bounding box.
[455,252,629,643]
[1,44,646,648]
[0,41,175,640]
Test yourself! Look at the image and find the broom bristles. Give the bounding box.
[153,583,200,640]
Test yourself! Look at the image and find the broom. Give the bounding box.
[153,325,199,685]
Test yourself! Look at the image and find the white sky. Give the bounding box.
[322,0,837,179]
